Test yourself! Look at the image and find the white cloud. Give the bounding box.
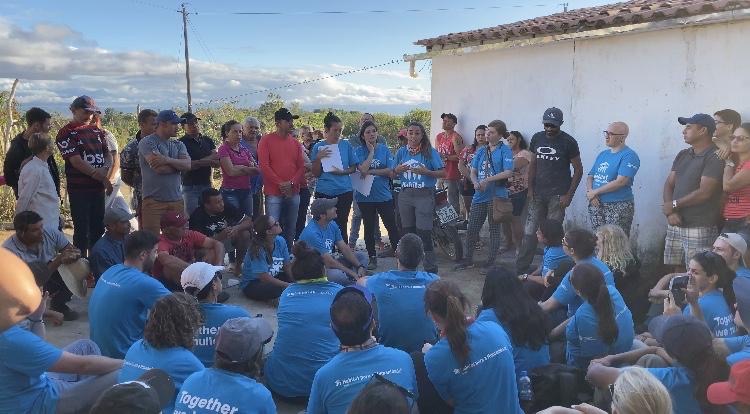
[0,18,430,113]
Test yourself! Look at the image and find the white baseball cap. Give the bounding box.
[180,262,224,291]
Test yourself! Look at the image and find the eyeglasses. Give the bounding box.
[543,123,559,129]
[603,130,626,138]
[372,373,415,400]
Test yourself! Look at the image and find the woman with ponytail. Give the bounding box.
[416,280,522,414]
[241,214,293,301]
[311,112,358,241]
[566,262,634,368]
[180,262,250,367]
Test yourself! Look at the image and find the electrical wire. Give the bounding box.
[193,3,555,17]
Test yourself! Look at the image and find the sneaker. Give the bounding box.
[377,248,395,258]
[454,260,475,271]
[51,304,79,321]
[217,291,230,303]
[367,257,378,271]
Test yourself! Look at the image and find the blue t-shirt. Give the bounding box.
[89,233,124,279]
[307,345,417,414]
[193,303,251,367]
[366,270,439,352]
[240,235,290,288]
[424,321,523,414]
[476,309,550,380]
[174,368,276,414]
[120,339,204,414]
[470,143,514,203]
[394,147,444,189]
[0,326,62,414]
[588,146,640,203]
[725,335,750,366]
[353,143,395,203]
[89,264,171,358]
[311,140,357,196]
[299,220,343,256]
[265,281,343,397]
[566,286,634,368]
[647,366,701,414]
[542,245,568,275]
[552,256,616,317]
[683,289,736,338]
[736,266,750,280]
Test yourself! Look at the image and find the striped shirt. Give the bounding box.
[55,121,109,192]
[724,160,750,219]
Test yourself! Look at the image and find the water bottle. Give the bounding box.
[518,370,533,402]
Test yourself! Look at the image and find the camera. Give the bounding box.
[669,275,689,305]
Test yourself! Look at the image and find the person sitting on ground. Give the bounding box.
[359,233,439,353]
[707,359,750,413]
[263,242,343,401]
[307,285,417,414]
[717,277,750,366]
[566,263,634,369]
[299,197,368,286]
[174,317,276,414]
[415,280,522,414]
[89,231,170,359]
[15,132,60,231]
[152,211,225,292]
[347,375,411,414]
[712,232,750,279]
[89,207,135,280]
[2,211,81,321]
[119,293,204,413]
[181,262,251,367]
[477,267,550,380]
[587,314,729,414]
[189,188,253,275]
[90,368,175,414]
[520,218,568,300]
[241,214,293,301]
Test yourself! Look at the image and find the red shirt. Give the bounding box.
[152,230,206,279]
[724,160,750,219]
[436,131,460,180]
[258,132,306,196]
[55,121,109,192]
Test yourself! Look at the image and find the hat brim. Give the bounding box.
[106,212,137,225]
[58,258,90,298]
[161,218,188,229]
[84,107,102,114]
[138,369,175,408]
[707,382,739,405]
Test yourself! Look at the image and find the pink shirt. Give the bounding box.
[218,142,255,190]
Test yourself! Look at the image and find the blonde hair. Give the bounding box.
[596,224,634,272]
[612,367,672,414]
[28,133,52,156]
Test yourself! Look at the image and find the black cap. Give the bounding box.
[440,113,457,123]
[180,112,200,123]
[71,95,102,114]
[90,369,175,414]
[651,315,713,362]
[274,107,299,122]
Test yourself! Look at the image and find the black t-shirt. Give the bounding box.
[188,204,243,237]
[529,130,580,197]
[179,134,216,186]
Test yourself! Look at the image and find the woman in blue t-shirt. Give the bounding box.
[311,112,357,242]
[394,122,445,273]
[455,120,514,273]
[478,267,550,379]
[241,214,292,301]
[520,218,569,301]
[353,121,399,270]
[566,262,634,369]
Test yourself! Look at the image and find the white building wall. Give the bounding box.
[429,19,750,265]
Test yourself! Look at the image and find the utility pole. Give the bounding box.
[181,3,192,112]
[562,2,569,12]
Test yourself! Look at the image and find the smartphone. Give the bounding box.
[669,275,689,305]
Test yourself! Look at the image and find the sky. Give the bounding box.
[0,0,613,114]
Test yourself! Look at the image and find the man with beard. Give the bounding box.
[88,231,170,358]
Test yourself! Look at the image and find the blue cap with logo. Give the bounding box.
[678,113,716,136]
[543,107,564,127]
[156,110,185,124]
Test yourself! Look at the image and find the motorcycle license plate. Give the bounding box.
[436,204,459,225]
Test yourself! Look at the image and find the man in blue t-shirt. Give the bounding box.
[585,121,640,235]
[361,233,438,353]
[89,230,170,358]
[89,207,134,280]
[307,285,417,414]
[299,198,368,286]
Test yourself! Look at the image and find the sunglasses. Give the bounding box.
[372,373,415,400]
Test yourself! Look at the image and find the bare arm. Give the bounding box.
[157,253,190,284]
[674,176,720,209]
[201,237,225,266]
[220,156,252,177]
[49,351,122,375]
[107,151,119,182]
[724,166,750,193]
[450,134,465,161]
[662,171,677,213]
[591,175,630,196]
[586,363,623,389]
[190,152,219,170]
[568,156,583,197]
[540,296,562,313]
[527,156,537,196]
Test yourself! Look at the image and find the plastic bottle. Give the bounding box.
[518,370,533,402]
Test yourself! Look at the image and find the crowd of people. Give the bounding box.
[1,94,750,413]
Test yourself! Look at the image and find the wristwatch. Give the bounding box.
[672,200,678,210]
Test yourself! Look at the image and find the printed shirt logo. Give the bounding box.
[536,146,561,161]
[626,162,638,169]
[597,162,610,174]
[324,238,334,252]
[401,159,426,188]
[270,256,284,276]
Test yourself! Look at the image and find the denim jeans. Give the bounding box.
[221,188,253,217]
[183,184,212,217]
[265,194,300,250]
[68,190,105,256]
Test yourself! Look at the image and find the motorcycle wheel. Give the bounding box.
[434,223,464,262]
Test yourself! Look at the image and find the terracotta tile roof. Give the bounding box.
[415,0,750,50]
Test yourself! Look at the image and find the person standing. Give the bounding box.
[296,125,319,240]
[347,113,385,248]
[258,108,306,249]
[16,133,59,231]
[458,125,486,223]
[218,120,259,218]
[56,95,112,258]
[504,130,533,254]
[138,110,192,236]
[242,116,264,219]
[516,107,583,274]
[179,112,219,217]
[722,123,750,242]
[663,114,724,272]
[586,122,641,235]
[121,109,157,220]
[435,113,465,219]
[714,109,742,160]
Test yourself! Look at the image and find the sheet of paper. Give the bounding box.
[320,144,344,172]
[350,172,375,197]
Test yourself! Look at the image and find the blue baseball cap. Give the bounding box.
[678,113,716,136]
[156,110,185,124]
[543,107,563,127]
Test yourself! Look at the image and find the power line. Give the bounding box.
[193,3,555,17]
[186,18,217,64]
[125,0,180,13]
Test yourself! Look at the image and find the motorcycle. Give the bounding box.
[432,189,464,262]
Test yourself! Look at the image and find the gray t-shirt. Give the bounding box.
[138,134,189,202]
[672,145,724,227]
[2,229,70,264]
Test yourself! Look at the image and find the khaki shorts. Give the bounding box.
[663,224,717,266]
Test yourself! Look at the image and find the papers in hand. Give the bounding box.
[350,172,375,197]
[320,144,344,172]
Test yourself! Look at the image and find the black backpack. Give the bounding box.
[528,363,592,412]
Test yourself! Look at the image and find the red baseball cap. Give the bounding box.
[707,360,750,405]
[160,211,188,229]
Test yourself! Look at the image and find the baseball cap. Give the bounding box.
[678,113,716,136]
[651,315,713,362]
[160,211,188,229]
[90,369,174,414]
[71,95,101,114]
[181,262,224,292]
[441,113,458,123]
[719,233,748,256]
[274,107,299,122]
[543,107,564,127]
[215,317,274,363]
[104,207,136,226]
[156,110,185,125]
[707,360,750,405]
[310,197,338,220]
[734,277,750,328]
[180,112,200,123]
[331,285,375,333]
